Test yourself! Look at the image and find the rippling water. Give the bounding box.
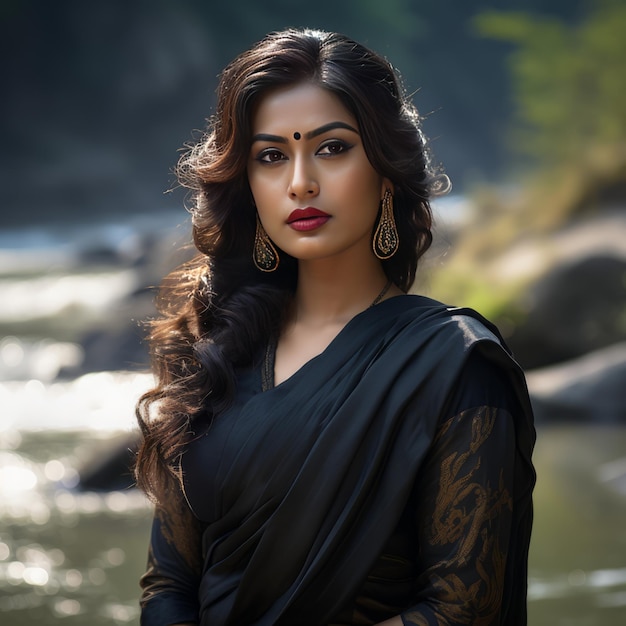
[528,424,626,625]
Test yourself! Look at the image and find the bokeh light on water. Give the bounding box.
[0,369,154,624]
[0,212,188,624]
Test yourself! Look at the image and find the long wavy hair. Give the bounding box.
[135,28,448,502]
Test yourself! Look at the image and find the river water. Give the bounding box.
[1,210,625,624]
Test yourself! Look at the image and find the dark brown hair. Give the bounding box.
[135,28,448,502]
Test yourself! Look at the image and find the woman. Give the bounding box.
[136,28,535,626]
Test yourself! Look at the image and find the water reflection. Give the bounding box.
[0,431,151,623]
[529,425,626,625]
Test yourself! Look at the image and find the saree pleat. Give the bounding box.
[173,295,536,625]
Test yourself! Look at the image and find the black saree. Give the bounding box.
[140,295,536,625]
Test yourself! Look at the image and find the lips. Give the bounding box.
[287,207,330,223]
[286,207,331,232]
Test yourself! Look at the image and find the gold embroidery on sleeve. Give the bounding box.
[403,406,513,626]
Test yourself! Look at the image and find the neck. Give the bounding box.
[291,255,396,327]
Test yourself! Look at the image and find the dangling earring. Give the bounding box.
[373,189,399,259]
[253,215,280,272]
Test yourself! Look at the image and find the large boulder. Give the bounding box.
[526,342,626,424]
[506,254,626,369]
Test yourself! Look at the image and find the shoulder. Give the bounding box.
[383,294,508,354]
[382,294,530,409]
[443,350,521,420]
[385,296,536,466]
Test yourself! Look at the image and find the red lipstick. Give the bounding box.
[287,207,331,232]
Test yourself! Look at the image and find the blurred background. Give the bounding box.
[1,0,625,624]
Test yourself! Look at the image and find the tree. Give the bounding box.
[475,0,626,180]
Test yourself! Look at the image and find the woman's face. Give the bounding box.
[247,82,389,265]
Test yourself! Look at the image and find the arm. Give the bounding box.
[372,404,516,626]
[140,484,204,626]
[381,350,526,626]
[399,404,516,626]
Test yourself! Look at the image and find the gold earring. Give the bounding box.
[253,215,280,272]
[373,189,399,259]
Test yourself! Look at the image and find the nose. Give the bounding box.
[288,156,319,199]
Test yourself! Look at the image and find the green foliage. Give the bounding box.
[423,264,527,331]
[474,1,626,170]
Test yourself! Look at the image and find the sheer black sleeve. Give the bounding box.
[401,352,524,626]
[139,482,204,626]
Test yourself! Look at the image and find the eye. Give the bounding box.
[256,149,286,164]
[317,139,352,156]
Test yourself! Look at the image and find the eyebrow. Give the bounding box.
[251,121,359,144]
[306,121,359,139]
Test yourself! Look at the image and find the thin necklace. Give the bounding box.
[370,279,393,307]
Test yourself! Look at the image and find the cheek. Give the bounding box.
[330,160,379,194]
[346,168,383,214]
[248,176,267,208]
[252,188,277,216]
[248,171,273,208]
[250,185,280,228]
[247,167,261,194]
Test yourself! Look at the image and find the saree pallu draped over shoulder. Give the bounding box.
[173,295,536,625]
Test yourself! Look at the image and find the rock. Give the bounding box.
[78,432,139,491]
[506,254,626,369]
[77,319,150,374]
[526,342,626,423]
